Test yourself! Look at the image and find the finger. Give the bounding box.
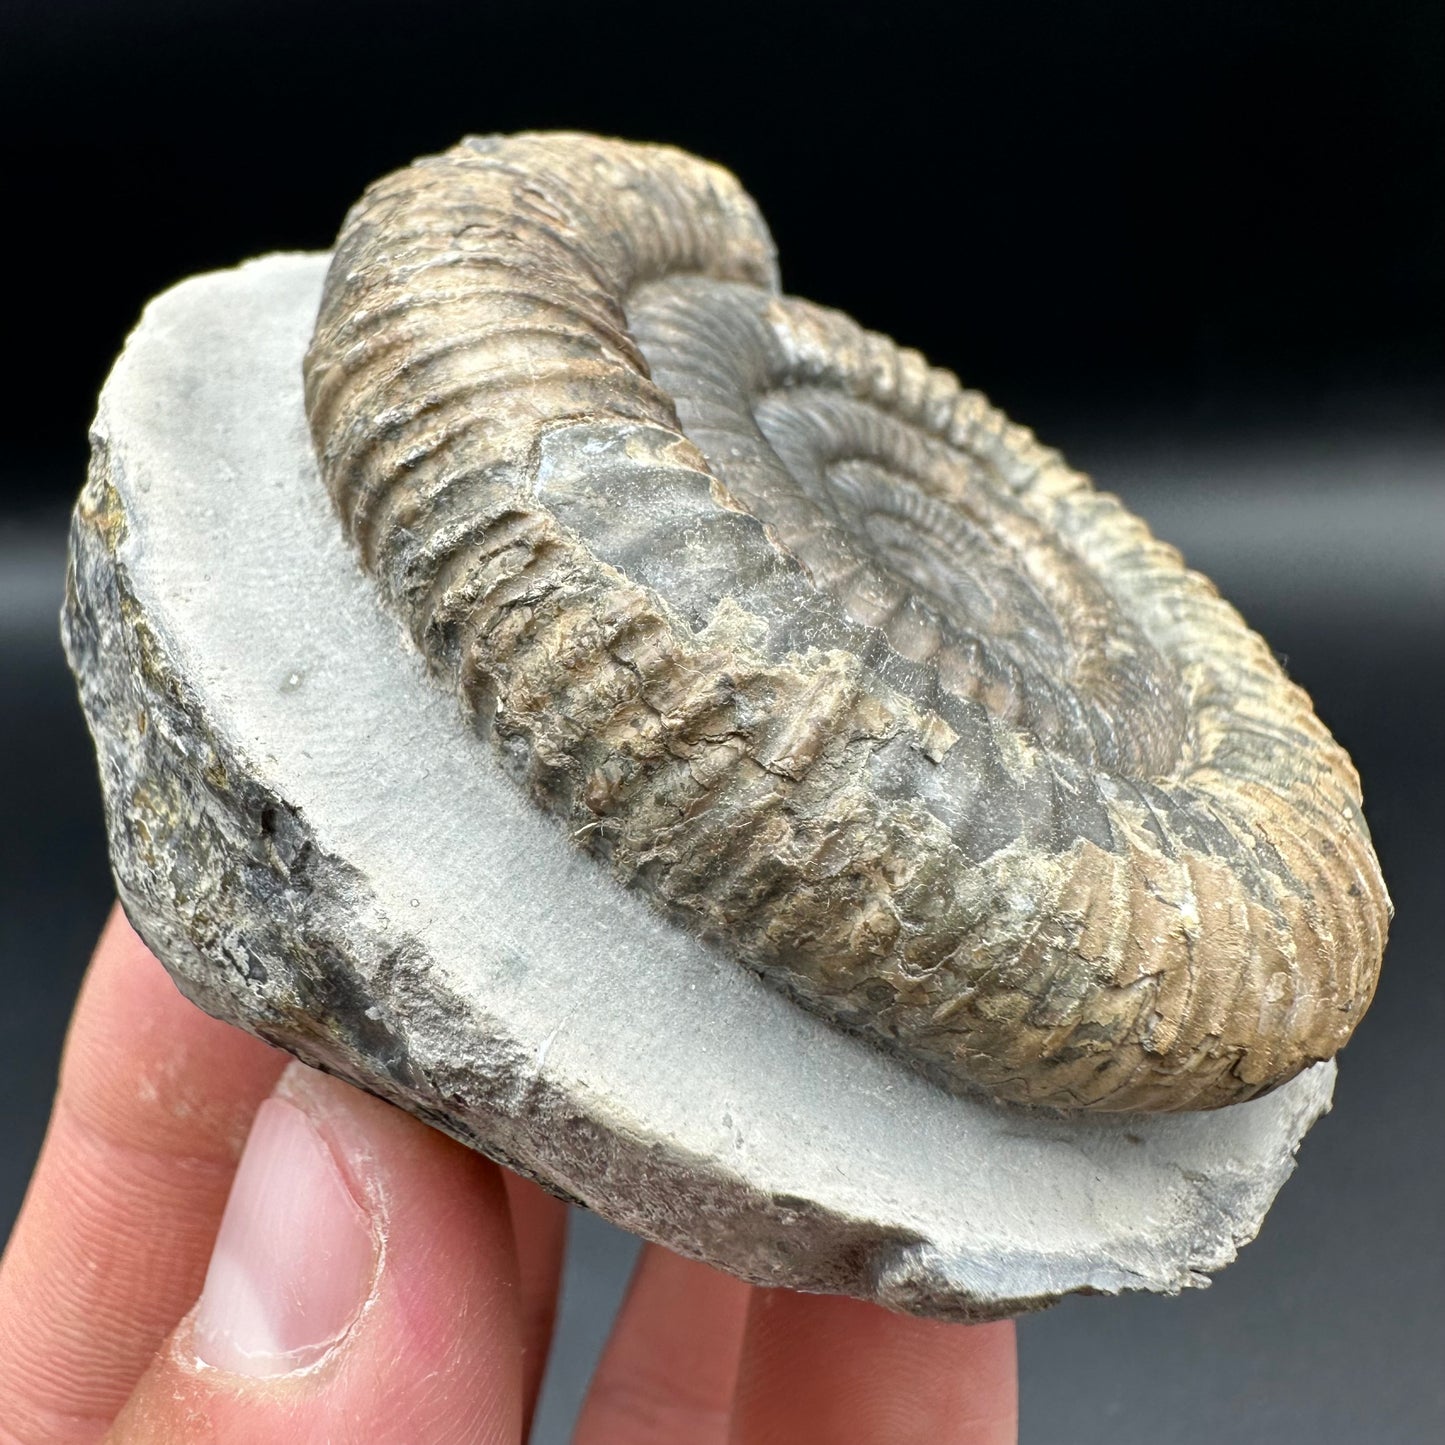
[728,1291,1017,1445]
[106,1060,525,1443]
[574,1244,752,1445]
[502,1172,567,1431]
[0,906,284,1444]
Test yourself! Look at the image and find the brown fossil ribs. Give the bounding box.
[304,132,1389,1111]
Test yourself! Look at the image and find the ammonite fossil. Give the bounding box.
[304,132,1389,1113]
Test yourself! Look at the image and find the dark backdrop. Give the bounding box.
[2,2,1441,1441]
[3,0,1442,509]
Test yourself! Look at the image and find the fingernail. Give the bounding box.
[191,1085,377,1376]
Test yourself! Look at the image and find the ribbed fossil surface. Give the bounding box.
[304,132,1390,1112]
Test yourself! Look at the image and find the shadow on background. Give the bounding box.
[2,1,1440,1440]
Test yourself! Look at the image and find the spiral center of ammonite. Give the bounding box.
[747,388,1129,751]
[854,506,1000,625]
[619,277,1188,773]
[822,456,1068,663]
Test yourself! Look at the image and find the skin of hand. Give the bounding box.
[0,907,1018,1444]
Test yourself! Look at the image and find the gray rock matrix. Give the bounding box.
[63,253,1335,1319]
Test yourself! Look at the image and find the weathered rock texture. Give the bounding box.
[305,134,1388,1113]
[64,252,1341,1317]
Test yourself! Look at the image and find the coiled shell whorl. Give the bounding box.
[304,132,1390,1112]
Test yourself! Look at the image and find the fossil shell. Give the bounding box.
[303,132,1390,1112]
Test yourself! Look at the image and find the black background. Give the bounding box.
[2,1,1441,1441]
[3,0,1442,506]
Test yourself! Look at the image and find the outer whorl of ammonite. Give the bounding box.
[303,132,1390,1112]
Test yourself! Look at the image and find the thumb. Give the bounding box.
[107,1060,525,1444]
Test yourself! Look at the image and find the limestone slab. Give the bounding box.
[62,253,1336,1319]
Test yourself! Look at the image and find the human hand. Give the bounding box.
[0,906,1017,1443]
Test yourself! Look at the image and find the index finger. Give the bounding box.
[729,1290,1017,1444]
